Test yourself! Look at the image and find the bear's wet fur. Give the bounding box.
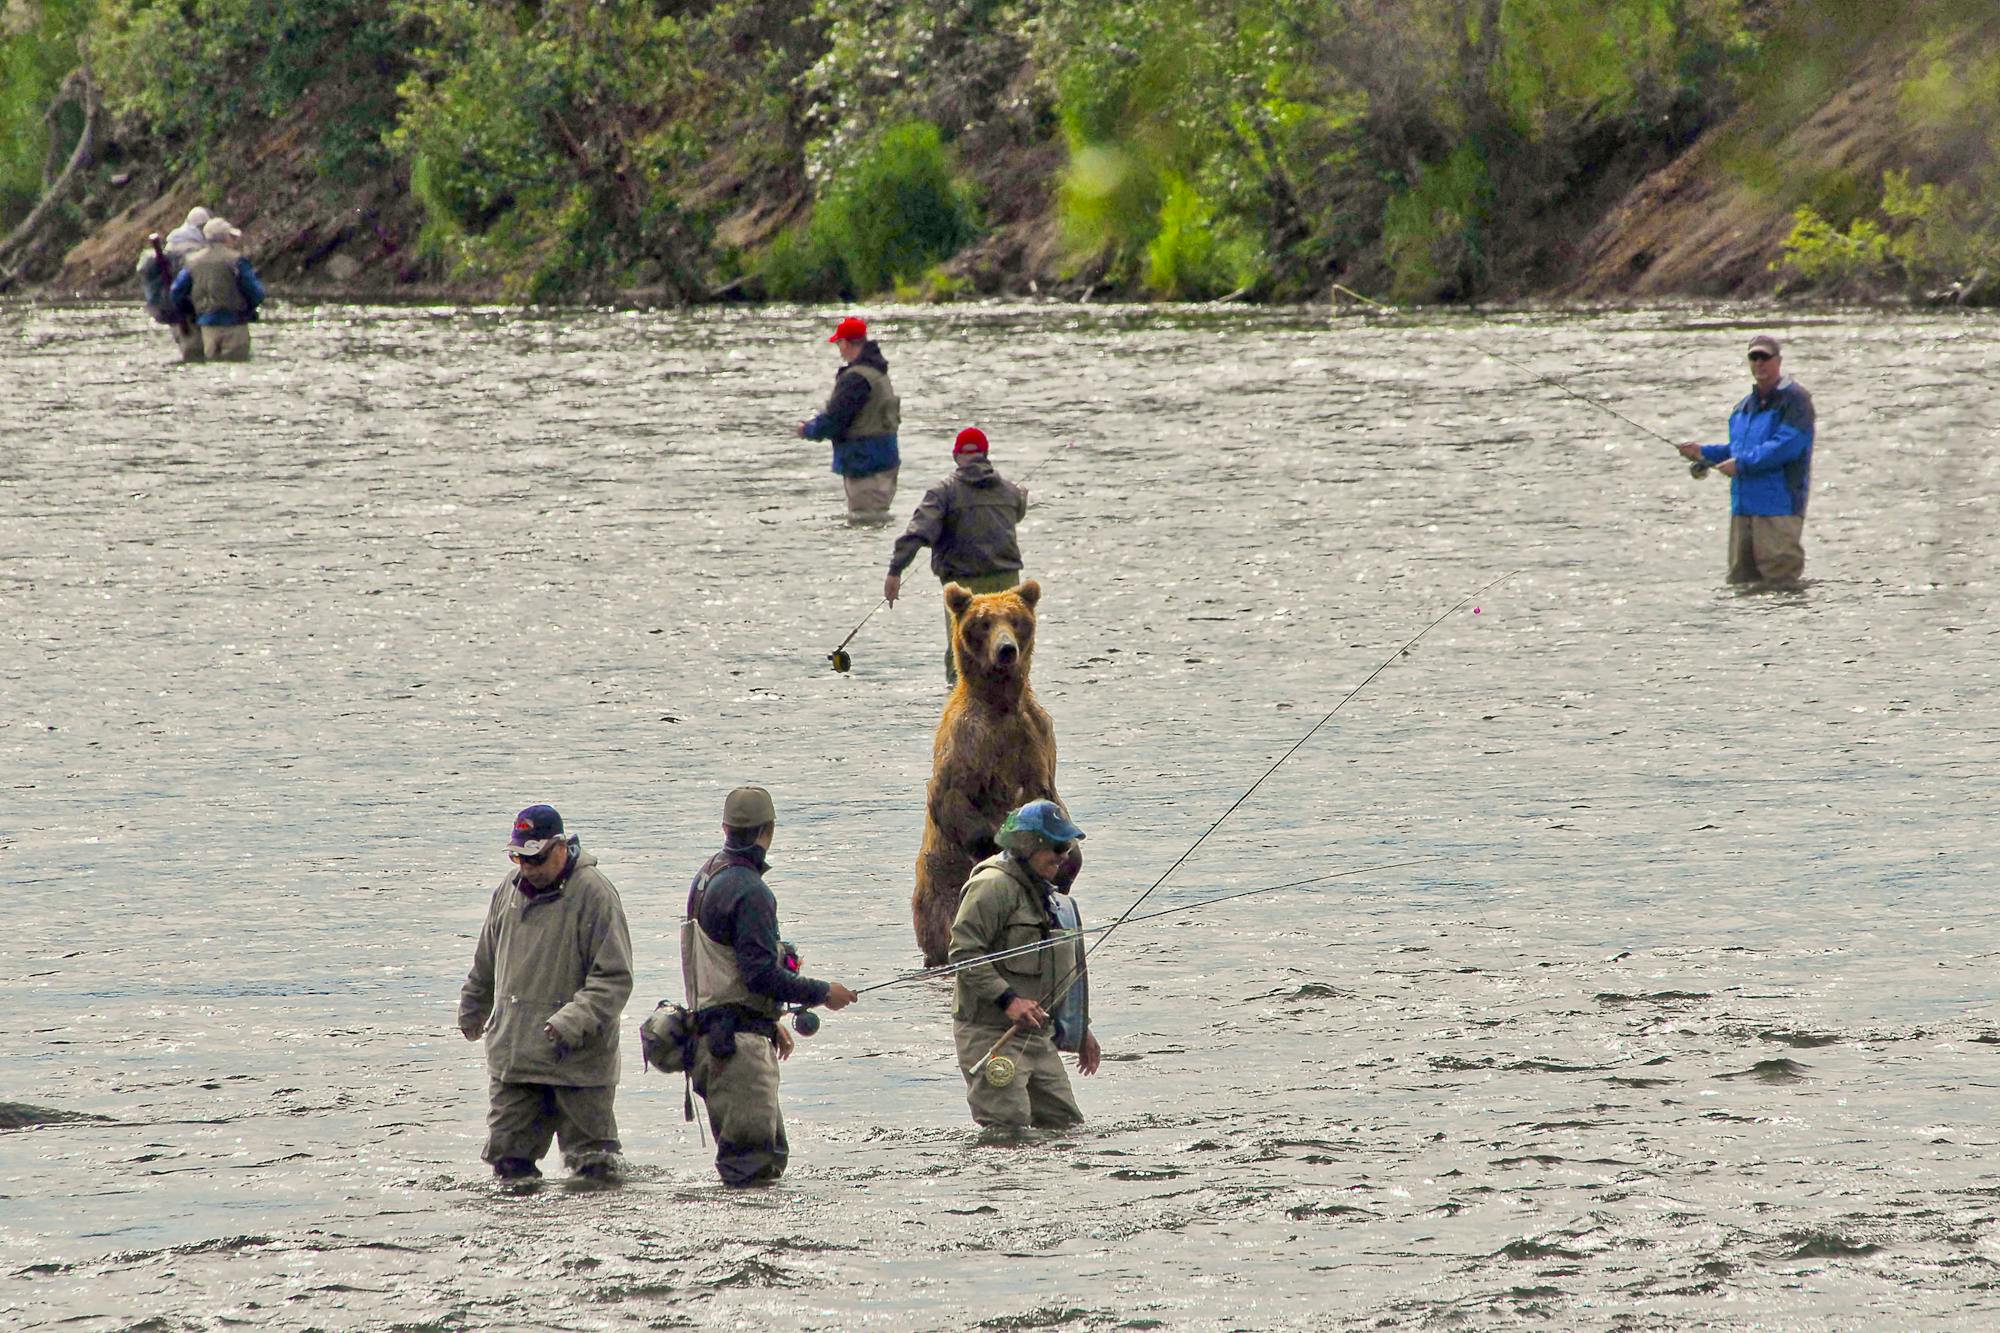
[911,579,1073,965]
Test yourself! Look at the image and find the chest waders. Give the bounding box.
[680,859,780,1133]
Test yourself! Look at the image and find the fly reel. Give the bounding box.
[828,648,852,673]
[984,1055,1018,1088]
[1689,460,1711,479]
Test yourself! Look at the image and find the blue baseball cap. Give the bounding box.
[1003,799,1085,846]
[507,804,564,856]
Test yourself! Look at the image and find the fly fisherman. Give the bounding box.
[168,216,265,362]
[137,205,212,362]
[797,315,901,521]
[884,426,1029,683]
[1676,333,1816,587]
[458,804,634,1181]
[683,786,857,1186]
[948,799,1100,1130]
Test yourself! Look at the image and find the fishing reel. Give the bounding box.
[828,648,852,673]
[984,1055,1018,1088]
[1689,460,1711,480]
[780,941,821,1036]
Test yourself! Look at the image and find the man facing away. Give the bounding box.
[885,425,1029,683]
[948,799,1101,1132]
[458,804,634,1181]
[683,786,857,1185]
[798,315,901,521]
[1677,333,1816,587]
[170,216,265,363]
[137,205,212,362]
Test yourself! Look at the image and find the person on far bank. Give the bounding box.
[458,804,634,1182]
[1677,334,1816,587]
[797,315,901,521]
[137,205,212,362]
[168,216,265,363]
[948,799,1100,1133]
[885,426,1028,683]
[683,786,858,1186]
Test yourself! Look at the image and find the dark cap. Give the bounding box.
[723,785,776,828]
[1747,334,1782,357]
[507,804,564,856]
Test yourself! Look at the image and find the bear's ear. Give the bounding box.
[1016,579,1041,609]
[943,583,975,619]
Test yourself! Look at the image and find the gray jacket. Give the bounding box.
[458,843,634,1086]
[888,456,1028,581]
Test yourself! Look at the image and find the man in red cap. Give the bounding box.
[797,315,901,520]
[884,425,1029,683]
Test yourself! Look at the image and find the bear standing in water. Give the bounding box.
[911,580,1078,965]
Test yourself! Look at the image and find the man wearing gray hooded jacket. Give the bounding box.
[459,804,634,1180]
[884,426,1029,683]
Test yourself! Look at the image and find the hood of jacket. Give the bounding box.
[954,456,1001,486]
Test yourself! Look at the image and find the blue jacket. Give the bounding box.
[1699,378,1815,516]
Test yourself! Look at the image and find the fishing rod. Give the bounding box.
[1329,284,1715,480]
[825,438,1077,674]
[968,573,1515,1084]
[855,856,1435,997]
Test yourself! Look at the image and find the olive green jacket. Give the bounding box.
[948,852,1082,1023]
[458,845,634,1086]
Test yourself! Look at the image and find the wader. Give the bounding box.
[483,1079,620,1172]
[956,1022,1083,1129]
[683,869,789,1185]
[1726,514,1805,585]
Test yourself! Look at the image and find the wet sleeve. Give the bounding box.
[889,484,950,574]
[947,879,1013,1012]
[802,369,871,441]
[732,883,831,1007]
[238,261,265,314]
[548,884,634,1046]
[456,885,503,1030]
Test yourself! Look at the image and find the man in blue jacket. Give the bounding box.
[797,315,901,521]
[169,217,265,362]
[1679,334,1816,586]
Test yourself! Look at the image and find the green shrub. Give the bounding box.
[1775,203,1892,284]
[1381,144,1493,301]
[758,118,979,298]
[1144,171,1263,299]
[812,120,979,294]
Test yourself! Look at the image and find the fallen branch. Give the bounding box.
[0,49,101,269]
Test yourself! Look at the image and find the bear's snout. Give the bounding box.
[991,628,1020,668]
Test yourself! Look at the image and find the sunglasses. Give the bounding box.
[1748,351,1773,363]
[510,844,558,866]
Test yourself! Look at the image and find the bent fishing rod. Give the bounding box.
[969,572,1516,1080]
[1330,284,1717,479]
[825,439,1078,674]
[855,856,1436,997]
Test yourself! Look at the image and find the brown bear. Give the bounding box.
[911,579,1077,965]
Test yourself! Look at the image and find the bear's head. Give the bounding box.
[944,580,1041,693]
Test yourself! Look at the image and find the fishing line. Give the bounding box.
[970,573,1515,1080]
[854,856,1435,996]
[1329,284,1712,478]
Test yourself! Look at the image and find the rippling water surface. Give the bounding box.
[4,300,1999,1331]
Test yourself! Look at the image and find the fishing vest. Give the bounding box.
[844,365,900,439]
[681,857,781,1021]
[184,245,249,318]
[1048,894,1087,1052]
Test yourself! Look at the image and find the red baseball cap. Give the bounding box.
[828,316,867,343]
[953,427,988,455]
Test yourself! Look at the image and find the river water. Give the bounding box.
[2,300,1997,1331]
